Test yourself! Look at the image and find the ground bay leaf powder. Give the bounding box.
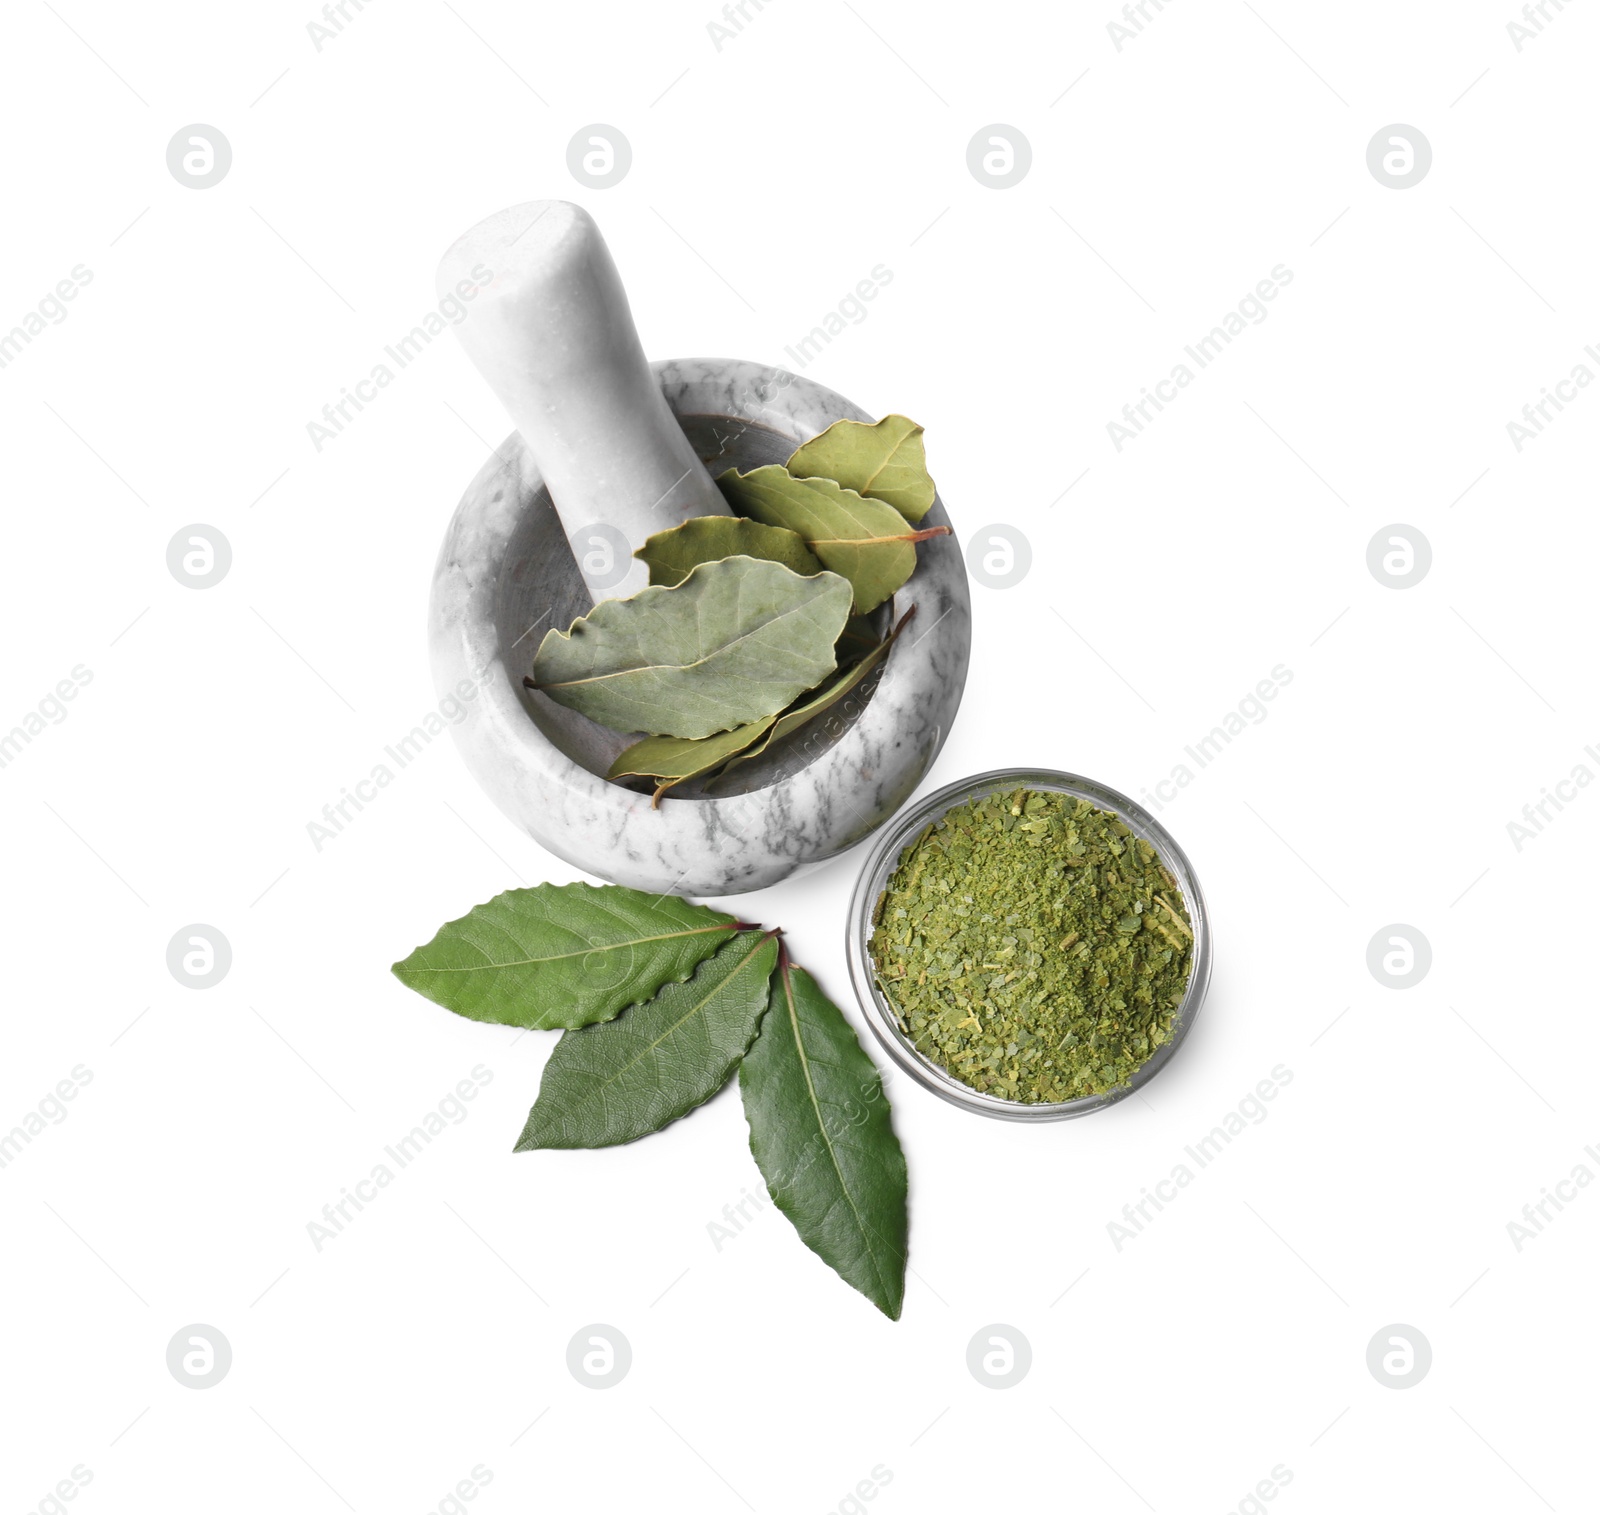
[869,788,1195,1104]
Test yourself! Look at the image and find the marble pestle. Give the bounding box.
[435,200,728,601]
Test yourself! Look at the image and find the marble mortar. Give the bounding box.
[430,357,972,895]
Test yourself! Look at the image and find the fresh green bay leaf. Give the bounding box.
[739,954,909,1319]
[608,716,778,805]
[516,931,780,1150]
[635,516,823,587]
[531,556,852,739]
[391,884,741,1030]
[710,608,912,788]
[716,466,947,615]
[786,415,936,524]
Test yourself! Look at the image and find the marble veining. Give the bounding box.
[429,358,972,895]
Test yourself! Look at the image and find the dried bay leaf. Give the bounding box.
[515,930,780,1150]
[611,609,910,799]
[710,608,912,788]
[786,414,935,523]
[739,953,909,1319]
[530,556,852,739]
[717,465,948,614]
[391,883,741,1030]
[635,515,822,587]
[608,716,778,806]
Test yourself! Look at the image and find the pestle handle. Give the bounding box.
[437,200,728,602]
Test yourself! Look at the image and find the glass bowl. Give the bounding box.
[845,768,1212,1122]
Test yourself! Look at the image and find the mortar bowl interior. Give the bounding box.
[499,413,892,798]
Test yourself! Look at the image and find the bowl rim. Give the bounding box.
[844,766,1212,1122]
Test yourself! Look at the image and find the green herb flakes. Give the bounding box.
[868,789,1194,1104]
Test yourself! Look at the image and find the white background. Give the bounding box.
[2,1,1596,1511]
